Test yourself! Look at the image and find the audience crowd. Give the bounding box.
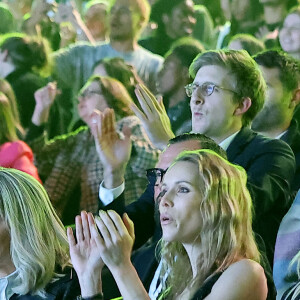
[1,0,300,299]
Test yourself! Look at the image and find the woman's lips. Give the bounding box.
[160,213,173,225]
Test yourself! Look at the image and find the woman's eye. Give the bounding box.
[178,186,189,193]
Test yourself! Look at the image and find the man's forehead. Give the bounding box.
[193,64,236,87]
[157,140,201,168]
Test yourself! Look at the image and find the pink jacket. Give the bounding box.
[0,140,42,183]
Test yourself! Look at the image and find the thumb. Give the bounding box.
[123,213,135,241]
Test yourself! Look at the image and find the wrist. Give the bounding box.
[103,168,125,189]
[78,272,102,298]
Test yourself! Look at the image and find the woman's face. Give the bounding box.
[159,160,202,244]
[77,80,109,127]
[279,13,300,54]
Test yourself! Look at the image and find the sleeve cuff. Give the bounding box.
[99,181,125,206]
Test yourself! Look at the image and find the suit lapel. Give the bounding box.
[226,127,257,161]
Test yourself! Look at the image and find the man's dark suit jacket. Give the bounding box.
[99,127,295,298]
[281,118,300,194]
[226,127,295,264]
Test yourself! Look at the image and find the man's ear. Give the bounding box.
[289,88,300,110]
[234,97,252,116]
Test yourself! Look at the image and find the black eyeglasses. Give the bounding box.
[146,168,168,185]
[79,89,102,99]
[185,82,238,98]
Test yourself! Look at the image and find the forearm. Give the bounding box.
[110,262,150,300]
[77,269,103,298]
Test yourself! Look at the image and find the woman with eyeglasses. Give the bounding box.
[68,149,268,300]
[27,75,159,225]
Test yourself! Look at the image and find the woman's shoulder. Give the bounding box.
[0,141,33,160]
[205,259,268,300]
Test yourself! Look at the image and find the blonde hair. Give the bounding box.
[159,149,260,299]
[0,168,71,296]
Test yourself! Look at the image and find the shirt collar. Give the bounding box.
[219,131,240,150]
[0,269,20,300]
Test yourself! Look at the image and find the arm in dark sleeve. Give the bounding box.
[99,182,156,250]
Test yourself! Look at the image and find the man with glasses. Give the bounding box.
[132,49,295,268]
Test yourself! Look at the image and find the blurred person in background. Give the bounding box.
[28,75,159,225]
[0,92,41,183]
[0,33,52,129]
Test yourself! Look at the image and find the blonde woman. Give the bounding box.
[0,167,80,299]
[68,149,268,300]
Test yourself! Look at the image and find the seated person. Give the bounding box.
[157,37,204,135]
[228,33,266,56]
[0,167,80,299]
[0,92,41,183]
[27,76,159,224]
[279,6,300,61]
[0,33,51,129]
[69,149,268,300]
[253,50,300,194]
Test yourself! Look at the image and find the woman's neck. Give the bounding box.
[0,255,16,278]
[182,242,202,279]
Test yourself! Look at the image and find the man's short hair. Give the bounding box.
[254,50,300,92]
[169,133,227,159]
[165,37,204,68]
[189,49,266,127]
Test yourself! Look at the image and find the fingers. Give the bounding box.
[81,211,91,241]
[122,213,135,241]
[67,226,76,247]
[130,101,146,122]
[88,213,105,248]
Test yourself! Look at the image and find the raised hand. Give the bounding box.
[94,210,150,300]
[32,82,59,125]
[94,210,134,271]
[134,84,175,150]
[67,211,104,297]
[90,108,132,188]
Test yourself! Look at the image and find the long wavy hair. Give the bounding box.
[158,149,260,299]
[0,92,19,144]
[0,78,24,138]
[0,168,71,296]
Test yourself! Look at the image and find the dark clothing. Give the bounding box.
[10,268,81,300]
[281,119,300,194]
[6,69,47,129]
[166,98,192,135]
[227,127,295,265]
[139,33,175,57]
[191,272,223,300]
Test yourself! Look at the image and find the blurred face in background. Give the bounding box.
[163,0,196,39]
[279,13,300,55]
[77,80,109,127]
[85,3,108,41]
